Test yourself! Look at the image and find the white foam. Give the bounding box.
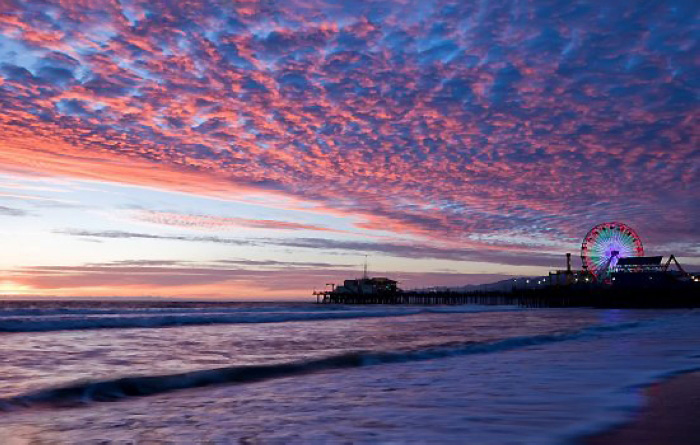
[1,309,698,444]
[0,304,520,332]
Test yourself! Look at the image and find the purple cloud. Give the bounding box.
[0,0,697,262]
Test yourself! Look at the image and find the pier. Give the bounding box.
[314,250,700,309]
[315,285,700,308]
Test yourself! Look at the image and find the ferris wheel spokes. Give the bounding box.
[581,222,644,275]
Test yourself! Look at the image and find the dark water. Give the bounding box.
[1,301,699,444]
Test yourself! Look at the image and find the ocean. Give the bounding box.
[1,301,699,444]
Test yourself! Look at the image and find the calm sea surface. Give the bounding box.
[1,301,699,444]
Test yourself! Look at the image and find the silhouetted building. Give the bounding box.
[334,277,398,296]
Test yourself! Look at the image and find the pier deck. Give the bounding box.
[316,286,700,309]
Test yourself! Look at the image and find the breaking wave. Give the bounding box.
[0,320,644,411]
[0,306,519,332]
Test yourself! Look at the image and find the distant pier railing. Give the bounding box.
[315,285,700,309]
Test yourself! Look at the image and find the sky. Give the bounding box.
[0,0,698,299]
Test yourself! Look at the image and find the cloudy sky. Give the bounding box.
[0,0,698,298]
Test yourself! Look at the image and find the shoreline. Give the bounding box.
[584,370,700,445]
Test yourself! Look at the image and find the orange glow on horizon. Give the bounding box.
[0,280,35,296]
[0,279,309,300]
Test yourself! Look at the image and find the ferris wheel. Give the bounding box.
[581,222,644,272]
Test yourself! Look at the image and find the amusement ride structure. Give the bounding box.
[548,221,692,285]
[581,222,644,272]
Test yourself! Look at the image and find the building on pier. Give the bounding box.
[314,276,401,303]
[313,257,401,303]
[335,277,399,295]
[548,252,693,289]
[314,277,400,304]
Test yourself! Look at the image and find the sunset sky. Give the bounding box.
[0,0,698,299]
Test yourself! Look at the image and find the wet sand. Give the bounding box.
[586,371,700,445]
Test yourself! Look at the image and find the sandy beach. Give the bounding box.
[586,371,700,445]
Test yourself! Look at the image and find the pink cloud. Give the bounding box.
[132,209,339,232]
[5,262,512,299]
[0,0,696,256]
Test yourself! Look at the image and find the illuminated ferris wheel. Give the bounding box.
[581,222,644,272]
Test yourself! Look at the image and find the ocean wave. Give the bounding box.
[0,305,519,332]
[0,320,645,411]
